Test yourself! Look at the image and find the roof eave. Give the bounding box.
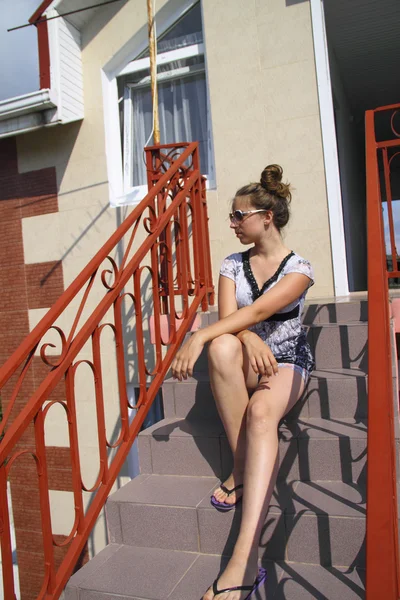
[29,0,55,23]
[0,89,57,122]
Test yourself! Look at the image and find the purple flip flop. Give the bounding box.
[211,567,267,599]
[210,483,243,511]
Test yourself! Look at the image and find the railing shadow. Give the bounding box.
[148,301,370,597]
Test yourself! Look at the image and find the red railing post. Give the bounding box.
[0,466,17,600]
[365,107,400,599]
[34,409,57,594]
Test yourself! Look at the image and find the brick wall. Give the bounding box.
[0,137,88,600]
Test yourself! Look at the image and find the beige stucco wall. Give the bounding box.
[17,0,334,300]
[14,0,334,559]
[202,0,334,298]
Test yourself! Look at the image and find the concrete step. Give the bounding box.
[202,300,368,326]
[65,544,366,599]
[302,300,368,325]
[308,323,367,371]
[162,368,368,421]
[106,475,366,567]
[138,417,369,483]
[189,322,368,373]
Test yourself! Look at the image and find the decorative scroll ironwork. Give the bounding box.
[391,110,400,138]
[0,142,215,600]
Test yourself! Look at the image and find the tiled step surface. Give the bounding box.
[65,300,371,600]
[202,300,368,326]
[138,417,369,483]
[189,322,368,373]
[106,475,366,566]
[65,544,366,600]
[162,368,368,421]
[302,300,368,324]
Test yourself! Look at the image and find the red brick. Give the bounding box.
[15,549,45,600]
[0,191,21,220]
[9,446,73,492]
[20,167,58,218]
[26,261,64,309]
[0,219,24,265]
[0,137,18,174]
[0,264,28,310]
[0,310,30,358]
[0,136,67,599]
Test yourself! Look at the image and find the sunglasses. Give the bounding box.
[229,209,267,223]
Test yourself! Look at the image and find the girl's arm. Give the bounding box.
[218,275,238,319]
[218,274,277,376]
[171,272,311,379]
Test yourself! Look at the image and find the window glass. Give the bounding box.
[140,3,203,57]
[117,2,213,190]
[130,71,208,184]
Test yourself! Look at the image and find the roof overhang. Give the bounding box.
[0,0,84,138]
[0,89,57,121]
[0,89,59,139]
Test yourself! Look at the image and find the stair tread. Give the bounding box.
[139,417,368,441]
[108,474,218,508]
[66,544,365,600]
[108,474,366,518]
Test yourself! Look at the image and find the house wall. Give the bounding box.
[202,0,334,298]
[0,136,89,600]
[7,0,334,583]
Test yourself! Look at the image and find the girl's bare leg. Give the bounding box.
[203,367,305,600]
[207,334,258,506]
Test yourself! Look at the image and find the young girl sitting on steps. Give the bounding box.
[171,164,315,600]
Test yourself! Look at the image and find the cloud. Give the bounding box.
[0,0,40,101]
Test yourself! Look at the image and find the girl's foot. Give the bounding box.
[202,556,259,600]
[212,473,243,507]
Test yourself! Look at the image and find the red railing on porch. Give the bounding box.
[366,104,400,599]
[0,142,214,600]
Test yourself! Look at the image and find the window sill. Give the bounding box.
[111,178,216,208]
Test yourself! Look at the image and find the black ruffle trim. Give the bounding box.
[242,250,295,302]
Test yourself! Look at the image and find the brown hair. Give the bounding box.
[234,164,292,231]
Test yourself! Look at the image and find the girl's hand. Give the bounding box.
[239,331,278,377]
[171,331,205,381]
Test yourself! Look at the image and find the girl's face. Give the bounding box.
[229,196,272,244]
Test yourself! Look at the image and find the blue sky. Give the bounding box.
[383,201,400,255]
[0,1,40,101]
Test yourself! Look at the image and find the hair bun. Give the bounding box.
[260,164,291,200]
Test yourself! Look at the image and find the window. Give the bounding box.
[117,2,214,198]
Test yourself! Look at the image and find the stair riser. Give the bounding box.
[163,376,368,420]
[189,324,368,373]
[203,301,368,326]
[302,302,368,325]
[138,433,366,483]
[309,325,368,370]
[106,502,365,567]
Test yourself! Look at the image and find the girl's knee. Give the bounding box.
[208,334,242,364]
[247,398,279,434]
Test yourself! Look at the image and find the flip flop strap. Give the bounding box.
[219,483,243,496]
[212,579,253,595]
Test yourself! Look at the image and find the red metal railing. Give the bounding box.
[0,142,214,600]
[366,104,400,599]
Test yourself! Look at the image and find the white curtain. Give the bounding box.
[131,73,208,186]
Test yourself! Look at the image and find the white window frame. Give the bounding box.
[310,0,349,295]
[101,0,216,208]
[121,43,214,194]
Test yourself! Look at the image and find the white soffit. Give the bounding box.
[324,0,400,113]
[55,0,128,29]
